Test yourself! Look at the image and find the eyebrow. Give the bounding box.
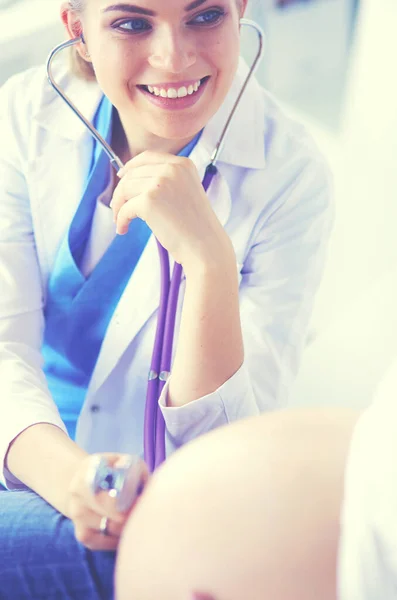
[102,0,209,17]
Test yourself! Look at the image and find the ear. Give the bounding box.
[239,0,249,18]
[59,1,92,63]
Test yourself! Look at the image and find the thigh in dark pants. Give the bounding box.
[0,489,116,600]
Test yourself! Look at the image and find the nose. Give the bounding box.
[148,27,197,73]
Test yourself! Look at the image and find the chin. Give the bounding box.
[148,119,206,142]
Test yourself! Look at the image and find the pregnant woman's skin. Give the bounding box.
[116,407,360,600]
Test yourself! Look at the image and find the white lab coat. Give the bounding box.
[0,57,334,489]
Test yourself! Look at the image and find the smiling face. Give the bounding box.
[64,0,247,155]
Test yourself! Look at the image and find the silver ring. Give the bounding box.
[99,516,110,536]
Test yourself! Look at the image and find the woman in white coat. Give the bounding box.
[0,0,333,597]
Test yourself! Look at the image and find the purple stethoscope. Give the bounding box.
[46,19,264,493]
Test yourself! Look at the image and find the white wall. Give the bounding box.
[245,0,354,129]
[0,0,63,86]
[288,0,397,410]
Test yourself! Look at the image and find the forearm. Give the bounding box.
[5,423,88,518]
[168,243,244,407]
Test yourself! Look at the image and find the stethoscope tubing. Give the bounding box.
[45,20,265,472]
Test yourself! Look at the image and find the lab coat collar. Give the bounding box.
[198,59,267,170]
[34,57,266,170]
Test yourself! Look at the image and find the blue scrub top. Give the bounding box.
[42,96,202,439]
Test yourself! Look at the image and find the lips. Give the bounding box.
[137,76,210,111]
[138,76,210,99]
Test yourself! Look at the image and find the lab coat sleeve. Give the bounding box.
[0,77,68,490]
[159,154,334,450]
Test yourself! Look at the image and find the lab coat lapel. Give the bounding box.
[28,136,93,291]
[87,232,160,397]
[30,67,103,284]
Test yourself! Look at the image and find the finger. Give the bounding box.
[115,198,143,236]
[110,178,148,223]
[70,503,125,538]
[70,489,126,526]
[118,150,183,177]
[117,163,168,181]
[111,162,175,217]
[74,525,120,552]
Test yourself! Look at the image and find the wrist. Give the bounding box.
[62,451,91,518]
[182,236,237,280]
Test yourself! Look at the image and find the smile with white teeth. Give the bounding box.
[145,80,202,98]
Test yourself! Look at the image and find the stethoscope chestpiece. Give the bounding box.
[88,454,148,513]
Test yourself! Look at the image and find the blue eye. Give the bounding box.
[189,9,225,26]
[116,18,152,33]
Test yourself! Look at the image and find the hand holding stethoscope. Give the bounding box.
[112,151,232,273]
[67,453,149,551]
